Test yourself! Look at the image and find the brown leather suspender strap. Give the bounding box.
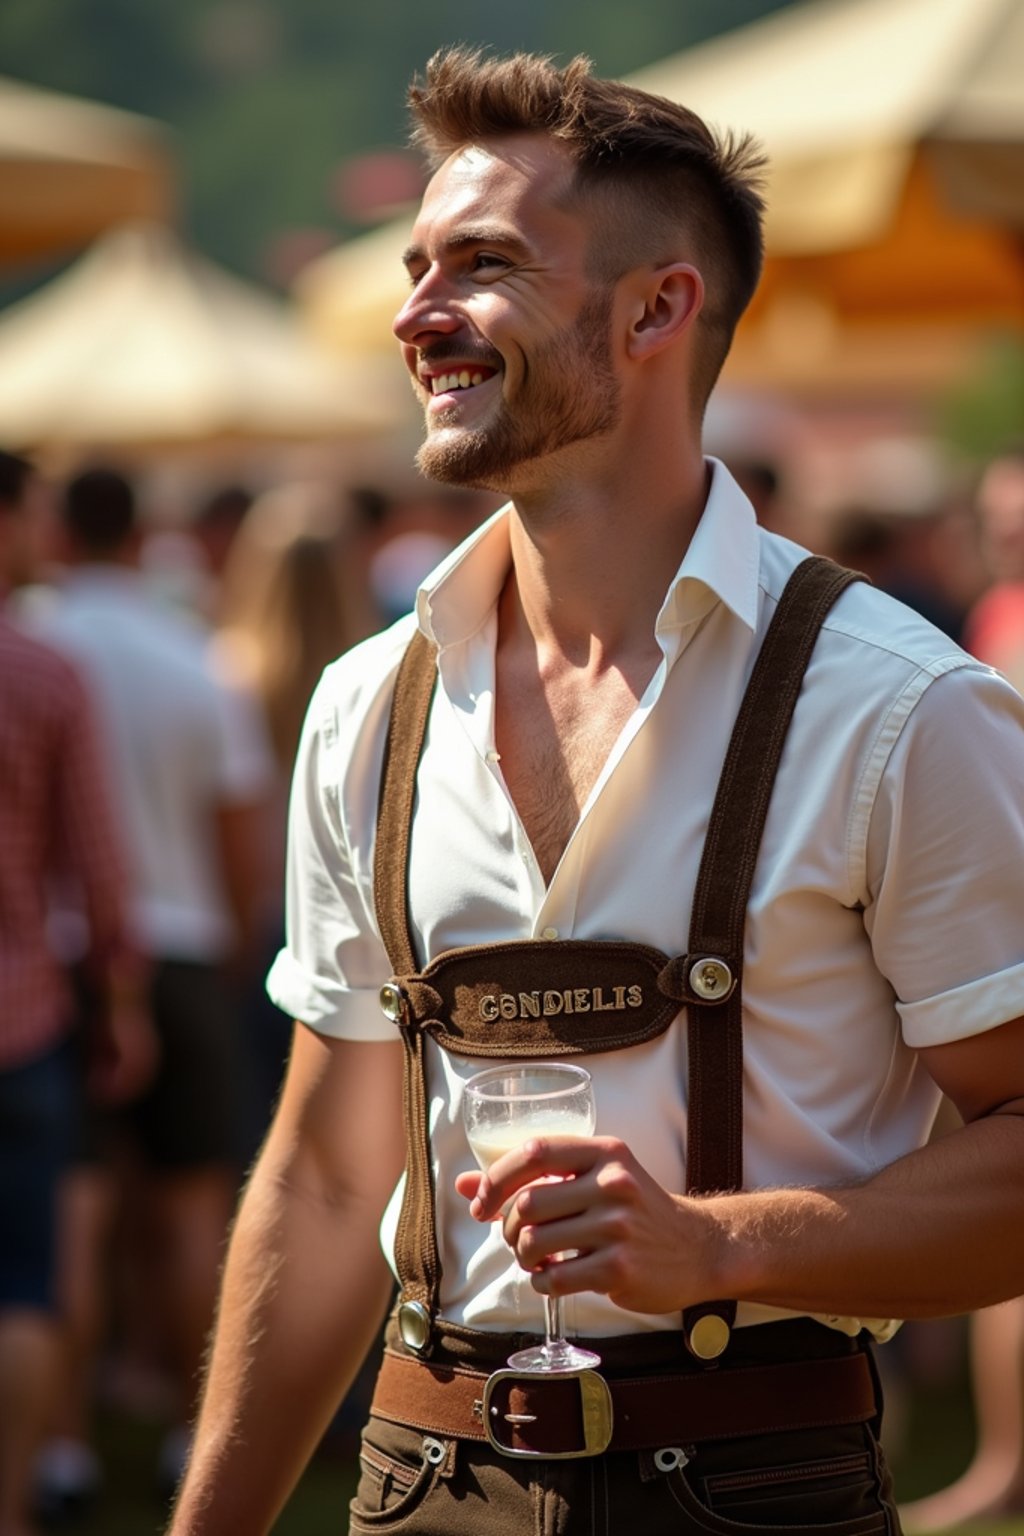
[374,628,437,982]
[373,557,860,1357]
[374,629,443,1339]
[681,555,861,1358]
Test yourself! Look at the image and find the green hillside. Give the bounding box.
[0,0,801,283]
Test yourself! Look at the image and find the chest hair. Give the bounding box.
[495,668,641,885]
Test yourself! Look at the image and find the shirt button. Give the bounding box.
[485,749,501,763]
[541,926,559,941]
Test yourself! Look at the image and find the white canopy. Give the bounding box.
[629,0,1024,253]
[0,222,405,450]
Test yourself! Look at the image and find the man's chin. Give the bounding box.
[415,428,514,493]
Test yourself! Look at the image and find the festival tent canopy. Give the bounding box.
[0,223,404,451]
[630,0,1024,392]
[296,0,1023,395]
[629,0,1024,254]
[296,211,418,359]
[0,76,174,266]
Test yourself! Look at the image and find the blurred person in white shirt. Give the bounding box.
[35,467,274,1502]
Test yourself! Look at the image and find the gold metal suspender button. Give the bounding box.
[397,1300,432,1353]
[688,958,735,1002]
[380,980,408,1024]
[687,1313,732,1359]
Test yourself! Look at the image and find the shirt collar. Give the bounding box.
[657,457,760,635]
[415,457,760,649]
[415,505,512,650]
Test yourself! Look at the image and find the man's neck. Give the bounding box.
[501,450,710,668]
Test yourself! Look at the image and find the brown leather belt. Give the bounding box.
[371,1344,879,1460]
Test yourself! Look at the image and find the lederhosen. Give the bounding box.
[354,557,902,1535]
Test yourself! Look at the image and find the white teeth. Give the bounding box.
[430,370,491,394]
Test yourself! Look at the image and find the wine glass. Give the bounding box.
[462,1061,600,1373]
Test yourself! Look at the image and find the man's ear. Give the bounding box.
[625,264,704,359]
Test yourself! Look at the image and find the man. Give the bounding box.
[964,446,1024,691]
[0,450,148,1536]
[36,467,274,1496]
[901,446,1024,1534]
[170,50,1024,1535]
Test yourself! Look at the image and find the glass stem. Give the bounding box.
[544,1293,564,1354]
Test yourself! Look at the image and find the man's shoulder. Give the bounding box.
[757,531,970,678]
[314,614,422,723]
[72,578,224,684]
[44,573,192,651]
[0,613,88,705]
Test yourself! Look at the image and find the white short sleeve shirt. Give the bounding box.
[38,567,275,961]
[268,460,1024,1341]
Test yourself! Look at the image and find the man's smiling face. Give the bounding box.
[393,135,621,492]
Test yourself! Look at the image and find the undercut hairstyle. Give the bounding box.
[63,468,137,556]
[0,448,33,510]
[407,48,767,412]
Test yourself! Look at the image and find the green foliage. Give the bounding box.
[936,338,1024,465]
[0,0,799,283]
[0,0,198,114]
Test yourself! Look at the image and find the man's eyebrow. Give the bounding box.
[401,227,532,270]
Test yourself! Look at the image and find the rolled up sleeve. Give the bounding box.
[265,666,396,1042]
[865,664,1024,1048]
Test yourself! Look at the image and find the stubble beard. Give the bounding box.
[415,289,621,491]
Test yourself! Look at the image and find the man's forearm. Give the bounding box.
[712,1107,1024,1320]
[168,1159,393,1536]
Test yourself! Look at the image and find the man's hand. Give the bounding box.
[455,1135,724,1316]
[459,1014,1024,1325]
[87,994,160,1105]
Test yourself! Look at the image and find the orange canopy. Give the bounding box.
[0,75,173,266]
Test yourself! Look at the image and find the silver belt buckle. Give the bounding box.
[480,1366,613,1459]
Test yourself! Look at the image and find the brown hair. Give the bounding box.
[62,467,136,555]
[0,449,33,509]
[408,48,767,410]
[216,483,372,772]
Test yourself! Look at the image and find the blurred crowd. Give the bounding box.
[0,449,493,1536]
[1,438,1023,1536]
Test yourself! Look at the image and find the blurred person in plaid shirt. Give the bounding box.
[35,467,274,1503]
[0,449,154,1536]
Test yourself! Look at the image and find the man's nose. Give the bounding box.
[393,265,461,346]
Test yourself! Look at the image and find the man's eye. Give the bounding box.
[472,252,507,273]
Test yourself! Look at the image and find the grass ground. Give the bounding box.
[54,1407,359,1534]
[57,1415,1024,1536]
[51,1326,1024,1536]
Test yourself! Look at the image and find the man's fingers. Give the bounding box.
[527,1245,604,1295]
[513,1211,592,1270]
[467,1134,609,1219]
[455,1169,484,1198]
